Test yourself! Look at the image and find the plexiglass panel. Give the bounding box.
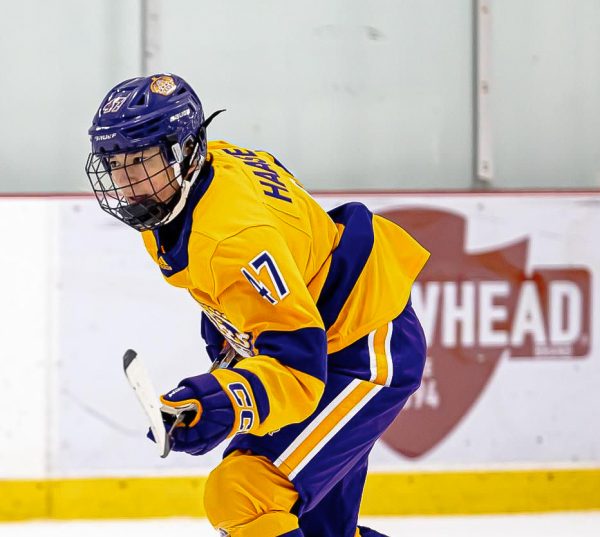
[0,0,141,192]
[5,1,596,192]
[0,0,473,192]
[491,0,600,188]
[156,0,474,190]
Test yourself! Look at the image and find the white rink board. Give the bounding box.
[0,193,598,479]
[0,200,57,479]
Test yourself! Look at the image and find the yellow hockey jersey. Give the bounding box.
[141,141,429,437]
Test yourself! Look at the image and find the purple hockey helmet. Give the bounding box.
[86,74,221,231]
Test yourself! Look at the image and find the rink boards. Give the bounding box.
[0,192,599,519]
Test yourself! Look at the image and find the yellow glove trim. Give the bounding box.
[159,395,203,428]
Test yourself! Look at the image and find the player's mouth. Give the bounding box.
[128,195,152,204]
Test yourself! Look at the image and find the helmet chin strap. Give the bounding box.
[159,143,205,227]
[152,110,225,228]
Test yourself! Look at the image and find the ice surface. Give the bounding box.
[1,513,599,536]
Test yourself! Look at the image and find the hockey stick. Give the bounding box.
[123,347,234,458]
[123,349,176,458]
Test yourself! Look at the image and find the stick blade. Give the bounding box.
[123,349,171,458]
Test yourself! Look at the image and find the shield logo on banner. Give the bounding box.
[379,207,591,458]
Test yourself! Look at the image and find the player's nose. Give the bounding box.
[113,169,149,195]
[112,168,133,188]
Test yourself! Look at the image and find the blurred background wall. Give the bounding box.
[1,0,599,193]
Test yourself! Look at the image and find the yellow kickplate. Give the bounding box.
[361,469,600,515]
[0,480,48,520]
[0,476,207,521]
[1,469,599,521]
[50,476,208,519]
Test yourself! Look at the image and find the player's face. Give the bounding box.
[107,147,179,205]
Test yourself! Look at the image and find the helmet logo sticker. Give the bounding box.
[102,96,128,114]
[150,75,177,96]
[93,133,117,141]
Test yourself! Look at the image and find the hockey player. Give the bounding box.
[86,73,429,537]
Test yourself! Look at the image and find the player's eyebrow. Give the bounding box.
[108,152,150,165]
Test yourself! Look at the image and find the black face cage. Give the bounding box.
[85,147,184,231]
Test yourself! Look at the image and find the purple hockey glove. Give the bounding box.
[157,373,235,456]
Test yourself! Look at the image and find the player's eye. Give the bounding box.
[109,160,123,170]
